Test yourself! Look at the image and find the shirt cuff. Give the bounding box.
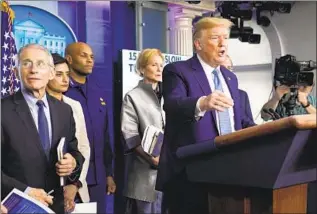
[195,96,207,120]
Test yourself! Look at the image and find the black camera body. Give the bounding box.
[274,54,316,87]
[273,54,316,116]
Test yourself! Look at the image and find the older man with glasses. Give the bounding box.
[1,44,84,214]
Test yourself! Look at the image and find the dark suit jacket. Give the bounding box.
[239,89,256,128]
[1,91,84,212]
[65,77,113,213]
[156,55,251,191]
[65,77,113,185]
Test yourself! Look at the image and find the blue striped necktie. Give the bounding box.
[213,69,232,135]
[37,100,50,159]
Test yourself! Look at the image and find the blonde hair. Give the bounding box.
[136,48,164,77]
[193,17,233,40]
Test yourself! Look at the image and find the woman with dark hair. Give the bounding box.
[46,53,91,212]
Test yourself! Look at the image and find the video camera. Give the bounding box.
[272,54,316,117]
[274,54,316,87]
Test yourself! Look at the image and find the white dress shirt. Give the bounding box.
[195,54,236,133]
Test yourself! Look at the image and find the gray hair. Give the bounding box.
[16,43,54,67]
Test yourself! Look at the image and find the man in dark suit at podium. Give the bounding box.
[156,17,253,214]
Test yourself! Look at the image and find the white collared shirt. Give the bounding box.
[195,54,236,133]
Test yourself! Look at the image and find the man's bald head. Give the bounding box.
[65,42,94,76]
[65,42,92,56]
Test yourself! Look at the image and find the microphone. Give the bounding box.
[268,108,281,120]
[263,108,276,120]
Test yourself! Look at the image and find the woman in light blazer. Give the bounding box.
[121,49,165,214]
[46,53,90,212]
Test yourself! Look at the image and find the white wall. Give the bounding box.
[229,17,273,124]
[228,20,272,66]
[270,2,316,61]
[236,69,273,123]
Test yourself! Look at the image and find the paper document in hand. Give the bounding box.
[71,202,97,213]
[1,188,55,213]
[57,137,66,186]
[141,125,164,157]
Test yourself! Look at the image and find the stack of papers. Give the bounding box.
[72,202,97,213]
[1,188,55,213]
[141,125,164,157]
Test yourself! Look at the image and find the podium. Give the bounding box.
[176,115,317,214]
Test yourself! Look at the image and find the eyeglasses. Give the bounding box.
[20,59,53,70]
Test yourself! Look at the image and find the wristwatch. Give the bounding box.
[301,101,311,108]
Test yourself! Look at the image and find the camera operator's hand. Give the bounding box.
[274,85,290,100]
[297,91,309,106]
[261,85,290,121]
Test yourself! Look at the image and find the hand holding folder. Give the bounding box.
[141,125,164,157]
[56,137,66,186]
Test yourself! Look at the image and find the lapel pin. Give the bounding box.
[100,98,106,105]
